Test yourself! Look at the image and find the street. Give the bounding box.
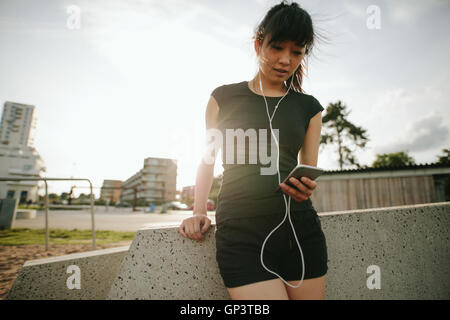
[13,206,216,232]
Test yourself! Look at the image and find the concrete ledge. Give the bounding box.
[322,202,450,299]
[7,202,449,300]
[6,245,129,300]
[108,202,450,300]
[108,223,228,299]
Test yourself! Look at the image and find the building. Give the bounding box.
[181,174,222,206]
[121,157,177,204]
[100,180,122,203]
[0,101,37,148]
[0,102,46,203]
[181,185,195,204]
[311,162,450,213]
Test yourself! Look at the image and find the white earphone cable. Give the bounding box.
[258,71,305,288]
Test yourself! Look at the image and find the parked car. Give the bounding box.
[166,201,189,210]
[207,199,215,211]
[188,199,215,211]
[115,202,131,208]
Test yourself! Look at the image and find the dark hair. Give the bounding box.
[252,1,318,93]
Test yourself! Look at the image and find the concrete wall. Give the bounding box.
[109,202,450,300]
[321,202,449,299]
[108,224,228,300]
[6,202,450,300]
[7,245,129,300]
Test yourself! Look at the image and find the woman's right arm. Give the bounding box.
[178,95,220,241]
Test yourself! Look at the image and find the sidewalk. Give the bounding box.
[12,207,216,232]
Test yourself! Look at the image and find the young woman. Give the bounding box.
[178,1,328,300]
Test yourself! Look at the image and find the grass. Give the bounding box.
[0,228,135,246]
[18,205,43,210]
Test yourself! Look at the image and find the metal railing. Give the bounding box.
[0,177,96,251]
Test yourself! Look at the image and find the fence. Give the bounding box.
[0,177,96,250]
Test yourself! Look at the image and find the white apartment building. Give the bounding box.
[0,102,46,203]
[0,102,37,147]
[121,157,177,204]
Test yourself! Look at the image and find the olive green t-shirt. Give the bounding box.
[211,80,324,225]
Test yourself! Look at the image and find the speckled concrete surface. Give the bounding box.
[109,202,449,300]
[108,223,229,300]
[322,202,450,299]
[7,202,449,300]
[6,245,129,300]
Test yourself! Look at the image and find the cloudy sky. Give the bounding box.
[0,0,449,197]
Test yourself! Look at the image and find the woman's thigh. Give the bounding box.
[227,278,289,300]
[284,275,326,300]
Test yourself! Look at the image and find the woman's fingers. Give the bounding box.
[178,223,187,237]
[279,182,309,201]
[201,217,211,233]
[179,216,211,241]
[300,176,317,190]
[184,223,192,238]
[182,220,203,240]
[187,224,200,240]
[193,220,200,234]
[289,177,313,196]
[193,221,203,240]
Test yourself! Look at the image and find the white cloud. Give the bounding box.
[375,112,449,154]
[369,86,447,121]
[385,0,448,24]
[342,0,366,20]
[367,86,450,156]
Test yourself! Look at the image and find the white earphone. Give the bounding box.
[258,70,305,288]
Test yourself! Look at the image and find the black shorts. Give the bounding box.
[215,209,328,288]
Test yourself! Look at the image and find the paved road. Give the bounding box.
[13,206,216,232]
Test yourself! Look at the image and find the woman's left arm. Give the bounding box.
[298,111,322,167]
[279,112,322,202]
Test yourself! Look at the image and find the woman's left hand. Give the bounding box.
[279,176,317,202]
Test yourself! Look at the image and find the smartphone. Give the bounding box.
[275,164,325,192]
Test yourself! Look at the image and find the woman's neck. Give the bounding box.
[250,73,287,96]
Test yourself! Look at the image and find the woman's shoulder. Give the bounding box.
[290,89,312,99]
[212,81,245,92]
[288,91,325,119]
[291,90,322,105]
[293,91,325,118]
[211,81,246,101]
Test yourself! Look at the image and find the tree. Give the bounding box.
[48,193,59,204]
[68,186,74,205]
[372,151,416,168]
[208,174,222,206]
[320,100,370,170]
[48,193,59,200]
[78,193,88,199]
[436,148,450,165]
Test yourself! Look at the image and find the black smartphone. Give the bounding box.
[275,164,325,192]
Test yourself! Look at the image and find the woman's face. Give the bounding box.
[255,36,305,84]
